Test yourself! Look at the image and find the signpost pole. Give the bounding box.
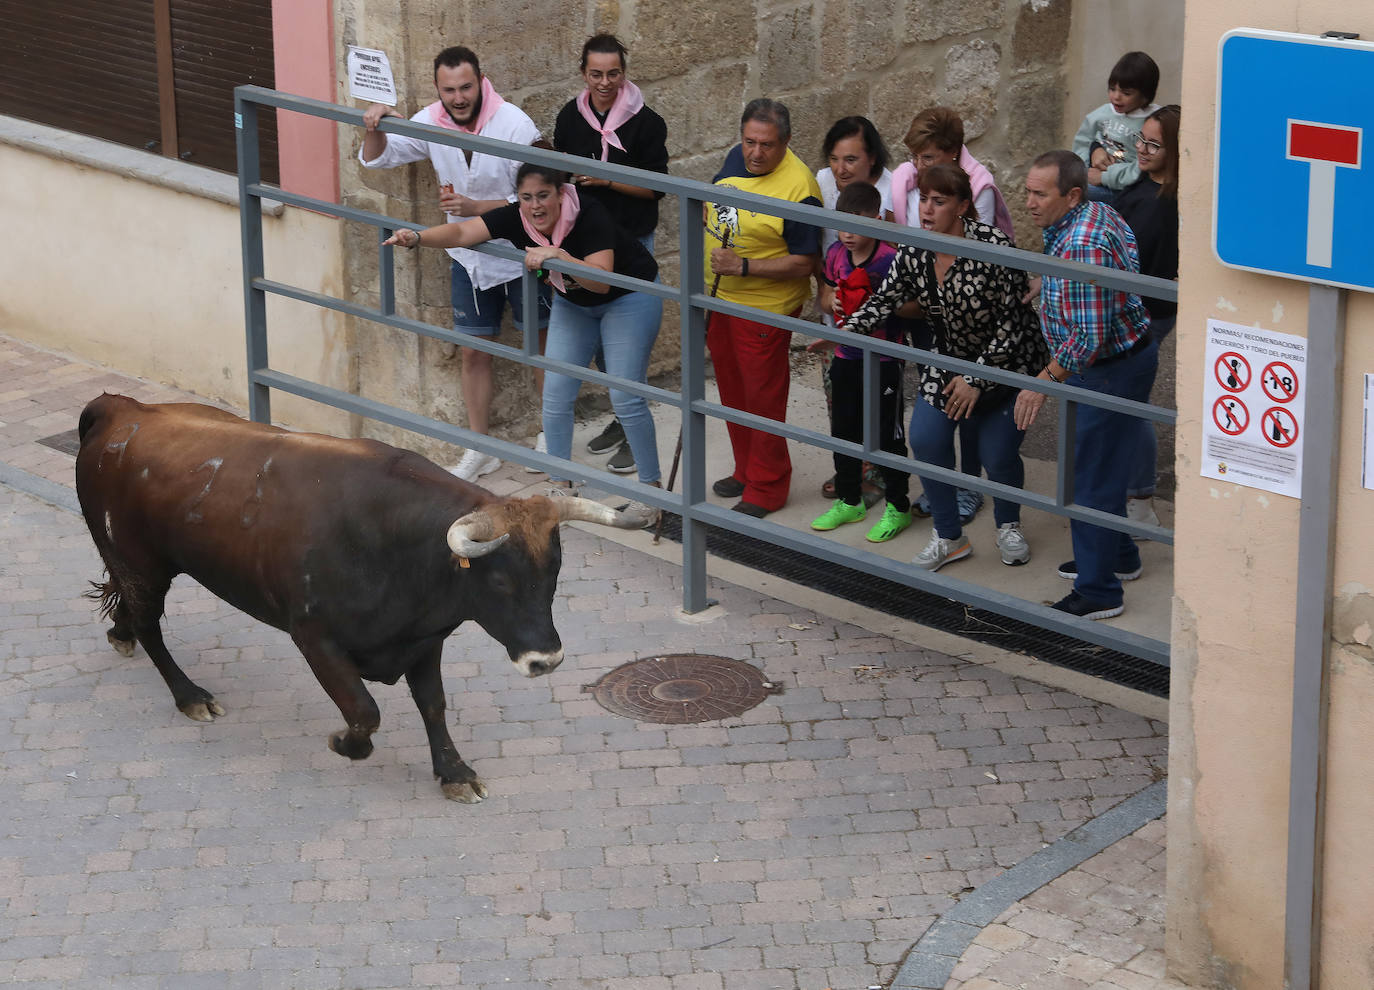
[1282,283,1345,990]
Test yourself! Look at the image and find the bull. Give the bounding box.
[75,393,639,802]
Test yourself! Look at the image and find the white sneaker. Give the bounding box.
[449,449,500,482]
[996,522,1031,566]
[525,432,547,473]
[1126,497,1160,539]
[912,531,972,571]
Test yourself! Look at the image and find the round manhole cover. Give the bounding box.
[582,654,782,724]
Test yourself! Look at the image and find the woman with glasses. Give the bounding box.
[1113,104,1180,531]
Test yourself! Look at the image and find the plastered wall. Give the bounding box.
[0,142,353,437]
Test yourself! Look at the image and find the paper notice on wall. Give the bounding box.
[1201,319,1307,498]
[1364,375,1374,490]
[347,46,397,106]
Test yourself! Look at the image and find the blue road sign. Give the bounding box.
[1215,29,1374,293]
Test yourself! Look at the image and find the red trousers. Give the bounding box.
[706,310,797,511]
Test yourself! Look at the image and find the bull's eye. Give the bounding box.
[490,573,514,596]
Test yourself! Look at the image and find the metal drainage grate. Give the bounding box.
[653,513,1170,697]
[36,429,81,456]
[583,654,782,724]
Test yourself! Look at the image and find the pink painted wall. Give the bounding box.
[272,0,338,203]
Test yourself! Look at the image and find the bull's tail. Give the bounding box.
[84,579,122,621]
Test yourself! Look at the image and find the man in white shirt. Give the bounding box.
[361,45,549,481]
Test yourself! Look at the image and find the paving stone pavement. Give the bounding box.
[0,334,1182,989]
[943,819,1187,990]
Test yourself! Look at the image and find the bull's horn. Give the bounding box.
[550,495,644,529]
[446,512,511,558]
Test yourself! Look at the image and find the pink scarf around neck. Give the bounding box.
[891,147,1016,242]
[575,80,645,160]
[519,183,581,291]
[426,75,505,135]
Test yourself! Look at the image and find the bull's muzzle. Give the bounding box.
[514,649,564,678]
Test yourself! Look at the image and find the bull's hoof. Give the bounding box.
[441,778,488,803]
[107,630,136,657]
[180,698,226,722]
[328,731,374,761]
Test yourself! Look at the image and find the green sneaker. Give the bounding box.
[810,499,866,531]
[865,503,914,543]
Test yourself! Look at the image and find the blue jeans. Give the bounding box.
[592,234,655,375]
[910,393,1025,540]
[450,261,550,335]
[1069,333,1160,604]
[542,290,664,484]
[1128,316,1175,497]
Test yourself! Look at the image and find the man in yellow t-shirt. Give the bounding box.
[705,99,823,516]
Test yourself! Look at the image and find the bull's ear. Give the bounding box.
[547,495,643,529]
[447,513,511,558]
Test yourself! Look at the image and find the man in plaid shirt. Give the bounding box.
[1014,149,1156,621]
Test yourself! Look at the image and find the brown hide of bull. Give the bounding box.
[74,393,602,803]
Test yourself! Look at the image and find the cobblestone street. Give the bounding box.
[0,336,1181,989]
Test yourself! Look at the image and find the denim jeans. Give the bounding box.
[910,393,1025,540]
[1068,333,1160,604]
[450,261,550,335]
[1127,316,1175,498]
[542,290,663,484]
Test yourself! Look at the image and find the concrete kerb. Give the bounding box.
[889,780,1168,989]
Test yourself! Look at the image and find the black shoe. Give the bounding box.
[1056,560,1142,581]
[607,440,636,474]
[586,418,626,454]
[1051,591,1124,621]
[713,476,745,498]
[731,500,770,518]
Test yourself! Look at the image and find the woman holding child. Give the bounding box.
[843,164,1048,572]
[386,163,663,527]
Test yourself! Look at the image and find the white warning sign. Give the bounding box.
[347,46,397,106]
[1202,318,1308,498]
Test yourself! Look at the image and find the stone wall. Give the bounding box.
[335,0,1071,453]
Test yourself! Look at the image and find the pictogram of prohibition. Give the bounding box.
[1213,395,1249,436]
[1261,406,1299,448]
[1215,351,1251,392]
[1261,360,1299,403]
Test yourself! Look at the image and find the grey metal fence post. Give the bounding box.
[234,93,270,424]
[680,195,708,613]
[1056,397,1077,508]
[378,229,396,317]
[521,267,541,362]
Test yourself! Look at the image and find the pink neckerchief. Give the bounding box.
[425,75,505,135]
[575,80,645,160]
[519,184,581,292]
[890,149,1016,242]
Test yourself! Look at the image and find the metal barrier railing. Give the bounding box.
[235,86,1177,667]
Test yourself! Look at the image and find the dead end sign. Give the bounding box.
[1215,30,1374,293]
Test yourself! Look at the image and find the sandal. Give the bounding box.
[822,462,887,502]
